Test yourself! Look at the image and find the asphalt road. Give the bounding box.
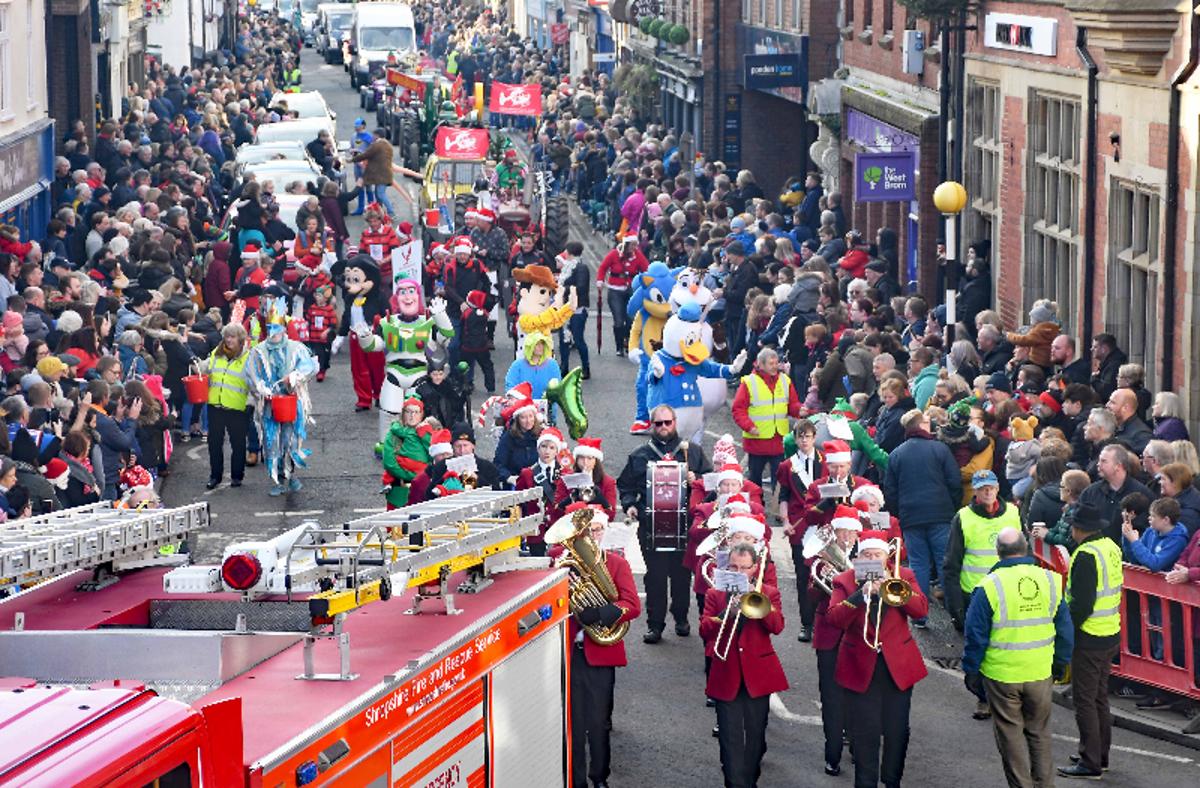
[161,48,1200,786]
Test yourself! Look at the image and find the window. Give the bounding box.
[846,0,854,25]
[0,4,10,116]
[743,0,751,22]
[1025,91,1082,331]
[863,0,874,29]
[964,80,1001,263]
[25,0,33,107]
[1107,181,1162,387]
[883,0,894,33]
[792,0,801,31]
[758,0,766,24]
[775,0,783,27]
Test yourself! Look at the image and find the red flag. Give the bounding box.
[434,127,490,160]
[488,82,542,117]
[450,74,463,102]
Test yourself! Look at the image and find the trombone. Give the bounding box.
[713,548,773,661]
[862,537,912,651]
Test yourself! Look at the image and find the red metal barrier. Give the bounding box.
[1030,538,1200,701]
[1116,565,1200,701]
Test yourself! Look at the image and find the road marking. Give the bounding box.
[353,507,386,513]
[252,509,325,518]
[1049,733,1193,764]
[186,445,206,461]
[769,694,821,725]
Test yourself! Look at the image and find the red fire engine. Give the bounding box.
[0,490,573,787]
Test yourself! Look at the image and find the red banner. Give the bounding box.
[385,69,426,100]
[550,23,569,45]
[434,127,490,160]
[488,82,542,117]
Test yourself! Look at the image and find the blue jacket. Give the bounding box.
[493,428,539,483]
[962,556,1074,675]
[910,363,940,410]
[1123,522,1189,572]
[94,411,141,489]
[646,351,734,412]
[883,431,962,527]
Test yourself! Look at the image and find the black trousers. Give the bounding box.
[791,542,816,628]
[208,405,248,483]
[715,685,770,788]
[642,547,692,631]
[570,645,615,788]
[746,453,781,491]
[845,660,912,788]
[817,647,845,767]
[307,340,331,372]
[607,287,632,352]
[1072,642,1119,771]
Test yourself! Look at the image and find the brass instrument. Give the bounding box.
[544,508,629,645]
[713,548,773,661]
[801,525,853,595]
[695,507,731,587]
[862,537,913,651]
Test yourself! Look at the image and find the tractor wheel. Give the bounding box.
[401,116,418,165]
[453,194,476,235]
[408,141,420,171]
[365,92,376,112]
[543,195,570,259]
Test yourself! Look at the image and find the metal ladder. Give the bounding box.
[0,502,210,588]
[282,488,547,681]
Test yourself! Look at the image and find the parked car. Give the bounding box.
[316,3,354,64]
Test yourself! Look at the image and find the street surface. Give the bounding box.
[162,48,1200,786]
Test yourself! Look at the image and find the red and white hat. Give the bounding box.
[858,530,890,553]
[502,397,538,423]
[453,238,473,255]
[727,514,766,542]
[711,433,738,467]
[622,234,638,244]
[431,241,451,257]
[506,381,533,401]
[43,457,68,482]
[822,440,851,464]
[722,492,752,514]
[573,436,604,461]
[565,500,609,523]
[464,206,482,220]
[476,207,496,224]
[850,485,884,508]
[716,463,744,485]
[831,504,863,532]
[429,428,452,457]
[538,426,565,450]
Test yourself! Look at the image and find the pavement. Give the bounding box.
[161,47,1200,785]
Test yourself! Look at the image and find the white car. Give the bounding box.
[254,116,336,147]
[223,192,309,236]
[269,90,337,124]
[242,160,322,194]
[235,141,312,168]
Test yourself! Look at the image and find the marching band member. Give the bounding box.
[849,485,905,553]
[809,506,861,776]
[514,426,567,556]
[688,489,759,615]
[617,404,711,643]
[551,504,641,788]
[798,439,871,642]
[689,434,763,513]
[699,542,787,788]
[553,436,618,520]
[827,530,928,788]
[778,419,824,640]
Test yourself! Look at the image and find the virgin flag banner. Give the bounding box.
[434,127,490,160]
[488,82,542,117]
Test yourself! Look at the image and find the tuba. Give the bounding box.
[801,525,853,595]
[545,367,588,440]
[545,508,629,645]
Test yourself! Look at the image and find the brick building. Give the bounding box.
[957,0,1198,420]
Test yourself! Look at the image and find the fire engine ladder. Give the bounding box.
[0,502,210,593]
[281,488,545,681]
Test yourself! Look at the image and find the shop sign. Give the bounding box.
[845,109,920,153]
[984,13,1057,57]
[854,151,916,203]
[722,94,741,168]
[744,53,804,89]
[0,133,43,208]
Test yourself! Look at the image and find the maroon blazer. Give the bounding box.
[683,499,768,572]
[566,551,642,668]
[777,453,826,541]
[810,588,844,651]
[826,567,929,693]
[515,465,559,544]
[687,478,764,518]
[699,584,789,701]
[801,474,873,533]
[552,473,617,523]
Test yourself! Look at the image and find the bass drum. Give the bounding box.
[647,461,687,552]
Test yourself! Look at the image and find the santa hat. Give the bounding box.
[403,394,424,412]
[43,457,68,482]
[476,207,496,224]
[711,433,738,467]
[850,485,885,508]
[397,221,413,236]
[538,426,566,450]
[465,289,489,311]
[565,500,609,524]
[502,397,538,423]
[716,463,744,485]
[454,239,473,255]
[506,381,534,401]
[464,206,482,220]
[431,242,451,257]
[429,428,452,457]
[726,514,766,542]
[857,530,890,553]
[822,440,851,464]
[573,436,604,461]
[243,243,261,257]
[831,504,864,532]
[622,234,638,245]
[721,492,752,514]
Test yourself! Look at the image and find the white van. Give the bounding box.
[349,2,416,89]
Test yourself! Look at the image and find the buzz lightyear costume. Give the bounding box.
[356,278,454,439]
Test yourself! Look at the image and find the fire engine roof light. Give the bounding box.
[221,553,263,591]
[296,760,319,786]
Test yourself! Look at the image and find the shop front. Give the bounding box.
[0,120,56,242]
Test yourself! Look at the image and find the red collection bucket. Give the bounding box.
[425,208,442,227]
[270,393,298,424]
[182,374,210,405]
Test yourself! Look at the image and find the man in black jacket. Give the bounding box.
[977,325,1014,375]
[1051,334,1092,385]
[721,241,757,358]
[1089,333,1126,402]
[1077,444,1153,543]
[616,404,712,643]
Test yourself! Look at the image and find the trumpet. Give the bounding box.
[862,537,912,651]
[801,525,853,595]
[713,548,773,661]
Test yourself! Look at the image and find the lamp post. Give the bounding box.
[933,180,968,349]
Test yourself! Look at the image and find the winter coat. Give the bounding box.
[1153,416,1190,443]
[352,138,396,186]
[94,409,140,491]
[909,364,940,410]
[874,395,915,454]
[1006,321,1060,369]
[15,462,59,514]
[60,456,100,508]
[883,430,962,528]
[1024,481,1064,530]
[493,428,540,483]
[1173,485,1200,538]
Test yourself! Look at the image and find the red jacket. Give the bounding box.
[685,499,768,573]
[688,479,764,519]
[730,371,802,456]
[826,566,929,693]
[699,585,789,701]
[515,464,561,544]
[595,248,648,290]
[838,248,870,278]
[810,588,843,651]
[567,551,641,667]
[777,452,826,539]
[552,474,617,523]
[801,474,873,534]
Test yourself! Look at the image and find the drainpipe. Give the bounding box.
[1075,28,1098,348]
[1163,2,1200,388]
[712,0,721,161]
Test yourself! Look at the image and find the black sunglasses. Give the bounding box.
[652,419,674,426]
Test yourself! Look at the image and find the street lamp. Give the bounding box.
[933,180,968,349]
